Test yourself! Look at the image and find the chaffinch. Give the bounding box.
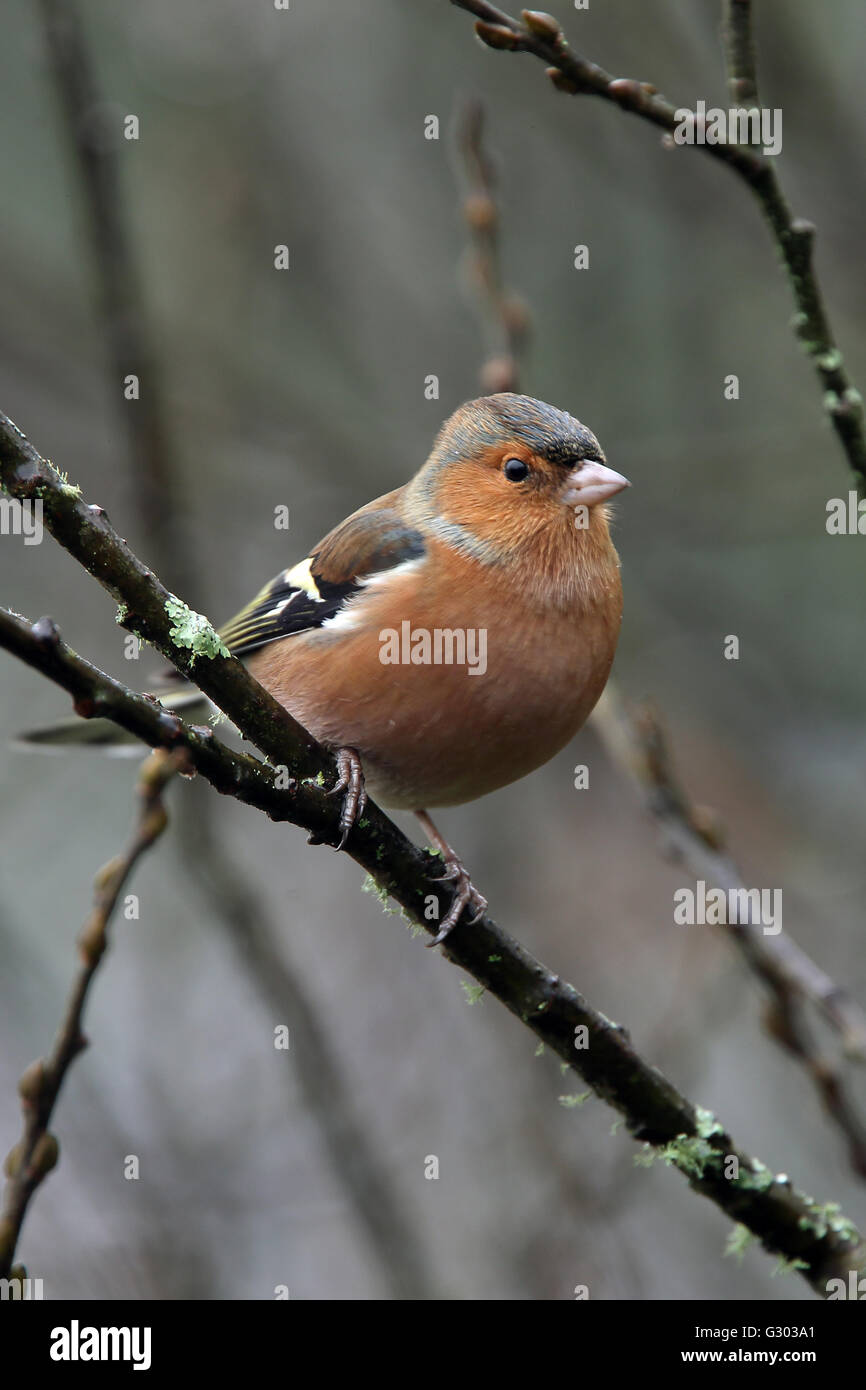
[25,393,629,944]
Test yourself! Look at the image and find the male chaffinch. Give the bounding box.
[25,393,629,945]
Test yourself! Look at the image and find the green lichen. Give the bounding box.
[362,874,397,914]
[488,954,502,963]
[660,1134,719,1181]
[115,603,128,624]
[695,1106,723,1140]
[734,1160,775,1193]
[724,1224,757,1262]
[558,1092,591,1109]
[461,982,485,1006]
[52,465,82,497]
[773,1254,809,1278]
[817,349,843,372]
[636,1128,722,1184]
[797,1201,859,1244]
[534,1041,545,1057]
[165,595,230,664]
[610,1118,624,1136]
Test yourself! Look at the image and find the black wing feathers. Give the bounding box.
[217,497,425,660]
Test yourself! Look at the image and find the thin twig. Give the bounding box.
[1,600,865,1293]
[448,1,866,489]
[182,801,439,1300]
[722,0,759,108]
[592,688,866,1177]
[36,0,437,1297]
[456,100,530,392]
[0,748,179,1280]
[455,94,866,1174]
[37,0,193,593]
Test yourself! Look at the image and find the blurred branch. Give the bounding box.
[449,1,866,490]
[0,748,178,1280]
[2,445,866,1294]
[36,0,437,1298]
[455,97,866,1185]
[456,100,530,393]
[722,0,759,108]
[182,800,439,1301]
[0,411,338,784]
[592,689,866,1178]
[38,0,192,592]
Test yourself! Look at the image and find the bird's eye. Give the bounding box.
[503,458,529,482]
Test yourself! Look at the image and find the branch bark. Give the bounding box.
[448,1,866,490]
[454,97,866,1176]
[37,0,193,593]
[592,690,866,1179]
[35,0,438,1298]
[457,99,530,394]
[1,420,865,1292]
[0,748,178,1280]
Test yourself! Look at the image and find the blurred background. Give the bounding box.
[0,0,864,1300]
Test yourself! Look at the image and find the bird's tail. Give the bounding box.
[16,687,210,753]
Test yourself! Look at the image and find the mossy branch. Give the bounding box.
[2,415,865,1296]
[448,1,866,490]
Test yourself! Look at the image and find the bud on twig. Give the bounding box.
[4,1142,23,1179]
[474,20,519,51]
[79,910,108,967]
[18,1059,46,1105]
[521,10,561,41]
[31,1132,59,1178]
[546,66,580,95]
[464,193,497,232]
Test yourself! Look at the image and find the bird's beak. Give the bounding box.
[561,460,630,509]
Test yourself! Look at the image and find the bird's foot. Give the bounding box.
[427,852,488,948]
[330,747,367,850]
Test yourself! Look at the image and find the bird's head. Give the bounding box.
[405,394,629,594]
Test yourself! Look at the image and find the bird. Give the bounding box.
[22,393,629,946]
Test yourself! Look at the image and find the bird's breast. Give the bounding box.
[249,542,622,809]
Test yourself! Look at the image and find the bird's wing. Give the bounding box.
[217,490,427,660]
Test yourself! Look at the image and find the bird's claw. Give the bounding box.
[427,856,487,948]
[330,747,367,850]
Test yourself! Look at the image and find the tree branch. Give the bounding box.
[179,805,440,1300]
[454,96,866,1178]
[1,590,865,1292]
[34,0,438,1296]
[593,689,866,1179]
[0,748,178,1280]
[722,0,759,109]
[37,0,193,593]
[457,99,530,393]
[448,1,866,489]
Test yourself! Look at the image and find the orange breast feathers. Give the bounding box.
[247,525,623,811]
